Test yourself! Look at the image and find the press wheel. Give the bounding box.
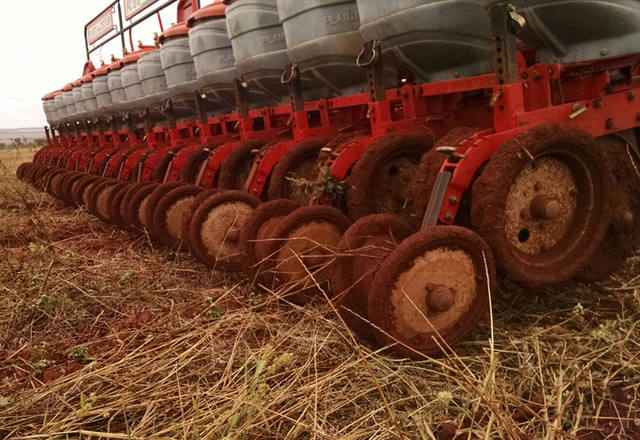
[151,184,205,249]
[578,136,640,280]
[368,225,496,358]
[70,175,101,208]
[346,130,434,220]
[124,183,160,231]
[267,139,326,204]
[471,124,613,284]
[218,140,263,190]
[180,189,219,251]
[239,198,301,280]
[263,206,352,301]
[108,182,136,227]
[141,182,184,235]
[330,214,414,341]
[188,190,262,271]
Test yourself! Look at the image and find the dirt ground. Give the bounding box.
[0,148,639,439]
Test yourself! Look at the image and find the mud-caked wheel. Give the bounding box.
[578,136,640,281]
[151,185,205,249]
[346,130,434,220]
[263,206,352,301]
[89,180,128,223]
[179,147,213,184]
[331,214,415,341]
[124,183,160,231]
[188,190,262,271]
[107,182,136,227]
[267,139,327,204]
[70,174,101,208]
[180,189,219,251]
[218,140,264,190]
[41,168,67,195]
[23,164,44,185]
[48,170,74,200]
[60,172,87,205]
[368,226,496,358]
[471,124,614,285]
[239,199,301,281]
[16,163,30,180]
[31,164,52,188]
[141,182,185,236]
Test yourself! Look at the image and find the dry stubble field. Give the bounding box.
[0,148,639,439]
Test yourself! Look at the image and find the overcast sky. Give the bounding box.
[0,0,198,129]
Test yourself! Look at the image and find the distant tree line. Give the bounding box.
[0,138,47,150]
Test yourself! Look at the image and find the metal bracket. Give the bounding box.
[420,171,452,229]
[358,40,386,102]
[233,78,250,118]
[195,90,208,125]
[487,2,521,85]
[282,63,304,113]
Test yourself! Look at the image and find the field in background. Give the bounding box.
[0,149,638,439]
[0,127,46,144]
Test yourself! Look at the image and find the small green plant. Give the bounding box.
[34,293,58,313]
[30,341,52,369]
[204,297,225,320]
[591,319,625,344]
[75,392,97,418]
[223,345,294,439]
[119,269,136,284]
[571,302,585,320]
[68,346,89,362]
[285,167,347,204]
[28,242,45,256]
[246,291,260,306]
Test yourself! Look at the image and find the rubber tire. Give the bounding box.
[239,199,301,281]
[346,129,434,221]
[188,190,262,271]
[141,182,185,236]
[179,148,211,184]
[108,182,136,227]
[267,139,327,204]
[330,214,415,342]
[124,183,160,231]
[471,124,614,285]
[89,180,127,222]
[60,172,88,205]
[262,205,352,301]
[151,184,205,249]
[218,139,265,190]
[578,136,640,281]
[368,226,496,358]
[179,188,219,251]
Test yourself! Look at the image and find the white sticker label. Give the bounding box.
[124,0,160,20]
[87,9,115,45]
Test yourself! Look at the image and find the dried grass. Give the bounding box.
[0,149,639,439]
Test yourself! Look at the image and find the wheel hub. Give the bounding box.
[505,156,579,254]
[391,248,477,338]
[425,284,455,313]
